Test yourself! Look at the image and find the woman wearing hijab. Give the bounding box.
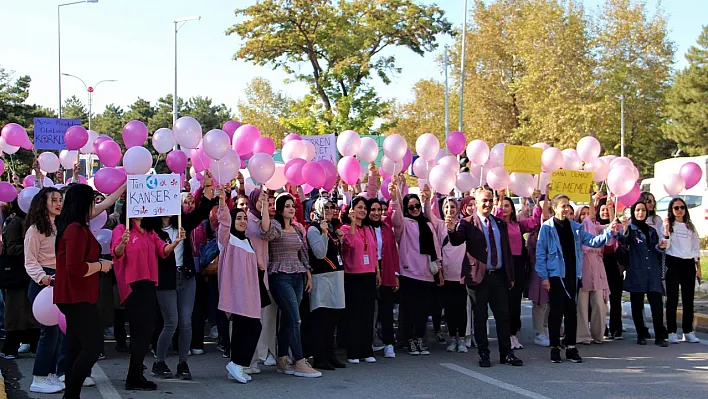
[389,179,442,356]
[306,198,346,370]
[595,198,622,339]
[618,201,669,347]
[246,188,279,371]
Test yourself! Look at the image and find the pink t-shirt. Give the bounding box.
[111,222,167,304]
[339,224,378,274]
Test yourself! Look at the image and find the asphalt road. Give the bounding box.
[3,302,707,399]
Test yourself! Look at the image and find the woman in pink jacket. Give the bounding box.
[389,179,442,356]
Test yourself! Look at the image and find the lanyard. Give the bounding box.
[356,226,368,251]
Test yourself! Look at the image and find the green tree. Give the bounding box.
[237,77,293,139]
[92,104,124,143]
[62,95,88,124]
[148,95,178,133]
[227,0,452,134]
[663,25,708,155]
[183,96,232,132]
[122,98,155,125]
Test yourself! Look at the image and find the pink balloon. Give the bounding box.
[253,136,276,155]
[0,182,17,202]
[240,159,247,169]
[381,177,392,201]
[1,123,32,150]
[122,120,148,149]
[282,140,308,163]
[337,156,361,185]
[166,150,188,174]
[302,183,315,195]
[576,136,601,163]
[173,116,202,149]
[190,146,211,173]
[203,129,231,160]
[58,311,66,334]
[610,157,633,169]
[211,150,241,185]
[466,140,490,166]
[541,147,564,173]
[284,158,307,186]
[584,159,610,182]
[381,156,402,176]
[379,167,392,180]
[265,163,287,190]
[94,167,127,194]
[222,120,242,140]
[33,286,59,326]
[382,134,407,162]
[116,166,127,176]
[438,155,460,173]
[0,158,4,176]
[562,149,582,171]
[97,140,121,167]
[22,175,34,188]
[302,161,326,188]
[282,133,302,145]
[412,157,431,179]
[532,142,550,150]
[247,153,276,183]
[607,166,635,196]
[89,211,107,232]
[663,173,685,197]
[487,167,510,190]
[428,164,456,194]
[401,148,413,172]
[66,175,87,185]
[337,130,361,157]
[64,125,89,151]
[446,131,466,155]
[232,124,261,156]
[317,160,337,191]
[618,183,641,207]
[680,162,702,189]
[455,172,476,193]
[416,134,441,161]
[508,173,534,197]
[93,135,112,154]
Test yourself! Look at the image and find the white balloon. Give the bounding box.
[0,137,19,155]
[337,130,361,157]
[303,140,316,162]
[282,140,308,163]
[80,130,99,154]
[357,137,379,163]
[173,116,202,149]
[38,152,61,173]
[412,157,431,179]
[59,150,78,170]
[152,128,176,154]
[123,146,153,175]
[455,172,476,193]
[202,129,231,160]
[437,155,460,173]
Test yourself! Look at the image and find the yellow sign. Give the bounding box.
[503,145,543,174]
[548,170,594,202]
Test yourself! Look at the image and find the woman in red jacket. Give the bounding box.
[54,184,113,399]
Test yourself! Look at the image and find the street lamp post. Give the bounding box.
[62,73,116,130]
[458,0,468,133]
[173,16,201,133]
[58,0,99,118]
[620,95,625,158]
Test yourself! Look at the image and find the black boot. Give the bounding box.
[126,367,157,391]
[327,354,346,369]
[312,357,335,371]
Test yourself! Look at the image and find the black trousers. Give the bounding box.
[1,329,39,356]
[440,281,467,338]
[344,273,376,359]
[230,314,262,367]
[312,308,341,362]
[665,255,696,334]
[467,270,512,356]
[399,276,433,342]
[57,303,102,399]
[431,284,443,332]
[630,291,666,340]
[604,253,623,335]
[114,308,127,347]
[508,255,527,335]
[378,286,398,345]
[300,292,313,359]
[125,281,157,377]
[548,276,577,348]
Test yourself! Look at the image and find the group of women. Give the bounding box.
[0,163,703,399]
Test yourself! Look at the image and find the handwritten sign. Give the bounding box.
[301,134,338,164]
[127,174,181,218]
[548,170,594,202]
[503,145,543,174]
[33,118,82,150]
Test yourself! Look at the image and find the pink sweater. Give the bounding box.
[390,199,442,282]
[24,225,57,284]
[339,224,378,274]
[493,206,542,255]
[428,203,466,282]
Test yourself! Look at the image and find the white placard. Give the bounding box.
[301,133,338,163]
[127,174,182,218]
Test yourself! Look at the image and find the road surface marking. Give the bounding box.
[440,363,552,399]
[91,364,121,399]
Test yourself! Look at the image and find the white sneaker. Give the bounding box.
[464,335,473,348]
[190,349,204,356]
[30,376,63,394]
[384,345,396,358]
[18,343,31,354]
[347,358,360,364]
[457,339,468,353]
[668,333,680,344]
[534,333,550,347]
[446,338,458,352]
[264,353,277,366]
[683,332,701,343]
[83,376,96,387]
[245,361,261,374]
[47,375,65,390]
[364,357,376,363]
[226,362,249,384]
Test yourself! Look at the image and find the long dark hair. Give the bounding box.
[55,184,94,250]
[667,197,695,233]
[639,192,656,217]
[502,196,517,223]
[25,187,60,236]
[341,196,367,225]
[274,194,294,228]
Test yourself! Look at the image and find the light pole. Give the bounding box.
[173,16,201,133]
[458,0,468,133]
[62,73,116,130]
[620,95,625,158]
[444,46,450,154]
[58,0,99,118]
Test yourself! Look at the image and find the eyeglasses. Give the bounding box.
[673,205,686,211]
[407,204,422,211]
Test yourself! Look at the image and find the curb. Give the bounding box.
[621,302,708,333]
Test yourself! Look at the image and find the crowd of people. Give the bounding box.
[0,163,703,399]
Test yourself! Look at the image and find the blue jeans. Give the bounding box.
[269,273,305,361]
[156,272,196,362]
[28,268,64,377]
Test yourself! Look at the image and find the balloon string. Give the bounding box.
[479,165,484,187]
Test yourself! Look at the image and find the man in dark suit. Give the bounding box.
[450,188,523,368]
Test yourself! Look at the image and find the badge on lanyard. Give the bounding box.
[337,255,344,266]
[363,255,370,265]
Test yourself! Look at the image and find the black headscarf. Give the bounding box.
[596,198,610,225]
[630,201,650,239]
[402,193,437,261]
[230,208,248,240]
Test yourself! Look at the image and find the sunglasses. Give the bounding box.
[407,204,422,211]
[673,205,686,211]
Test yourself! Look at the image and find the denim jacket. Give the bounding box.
[535,218,614,297]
